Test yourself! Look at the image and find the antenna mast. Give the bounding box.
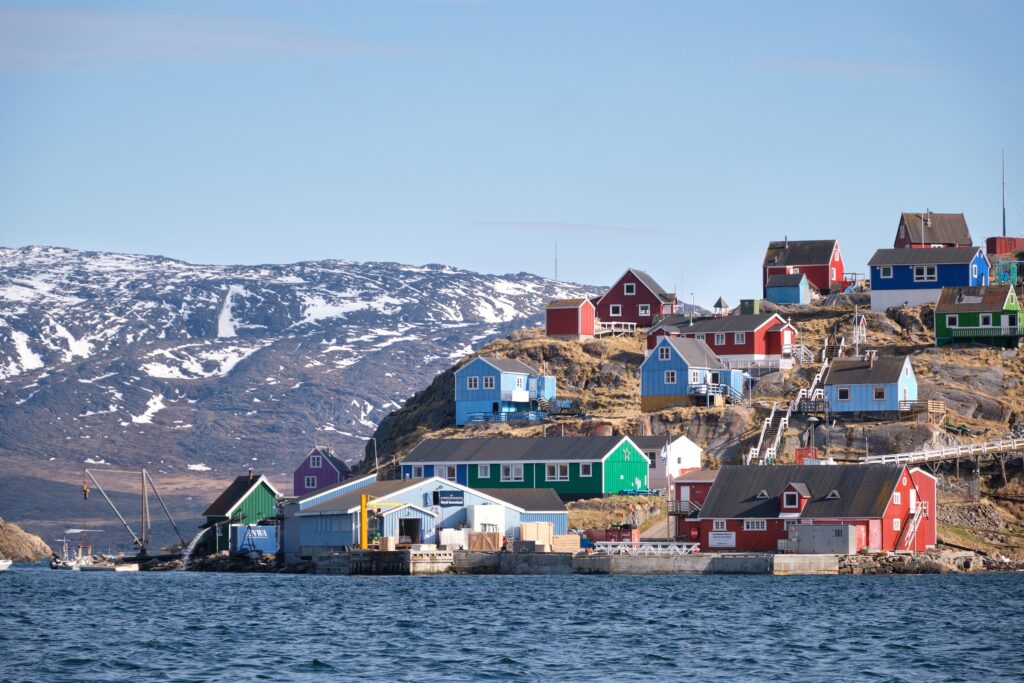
[554,241,558,281]
[1003,148,1007,238]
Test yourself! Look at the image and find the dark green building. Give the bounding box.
[201,473,282,553]
[934,285,1022,347]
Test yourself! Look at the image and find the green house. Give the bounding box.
[934,285,1022,347]
[201,473,282,553]
[400,436,650,500]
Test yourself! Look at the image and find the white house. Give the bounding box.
[631,434,703,491]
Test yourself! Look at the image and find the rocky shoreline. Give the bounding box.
[0,516,52,563]
[839,549,1024,575]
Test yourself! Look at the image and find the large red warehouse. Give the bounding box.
[545,298,595,339]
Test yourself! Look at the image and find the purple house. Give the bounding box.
[293,446,353,497]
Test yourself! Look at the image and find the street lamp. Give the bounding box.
[689,292,695,326]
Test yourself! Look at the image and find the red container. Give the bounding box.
[795,448,819,465]
[605,527,641,543]
[987,236,1024,256]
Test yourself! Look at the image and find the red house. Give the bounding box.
[545,298,595,339]
[674,465,936,553]
[762,239,844,294]
[894,212,972,249]
[647,313,799,369]
[671,469,719,524]
[594,268,677,329]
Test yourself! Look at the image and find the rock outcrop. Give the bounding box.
[0,516,52,562]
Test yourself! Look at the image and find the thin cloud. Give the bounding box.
[761,57,938,80]
[0,7,425,72]
[472,221,661,236]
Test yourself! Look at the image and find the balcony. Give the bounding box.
[668,500,701,516]
[500,389,535,402]
[949,326,1023,338]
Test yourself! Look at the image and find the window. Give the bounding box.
[714,333,726,346]
[638,304,651,316]
[546,463,569,481]
[467,376,479,390]
[826,489,841,500]
[515,376,524,389]
[833,528,844,538]
[831,267,837,281]
[972,263,979,278]
[610,304,622,317]
[580,463,593,477]
[647,453,657,469]
[690,370,700,384]
[756,489,770,500]
[913,265,937,282]
[477,464,490,478]
[441,465,457,481]
[734,332,746,345]
[664,370,677,384]
[838,387,851,401]
[880,266,893,279]
[483,376,495,389]
[980,314,992,327]
[873,386,886,401]
[713,520,727,531]
[658,347,671,361]
[501,464,524,482]
[696,333,706,341]
[893,518,901,532]
[310,455,322,468]
[624,282,636,295]
[744,520,767,531]
[946,314,958,328]
[783,492,798,508]
[304,476,317,490]
[412,465,424,478]
[893,491,902,505]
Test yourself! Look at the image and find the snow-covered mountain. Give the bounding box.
[0,246,595,481]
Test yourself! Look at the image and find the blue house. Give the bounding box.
[292,476,568,555]
[640,336,744,411]
[454,356,556,426]
[868,247,989,312]
[765,273,812,305]
[823,355,918,417]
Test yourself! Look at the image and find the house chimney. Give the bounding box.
[248,468,253,480]
[785,235,789,248]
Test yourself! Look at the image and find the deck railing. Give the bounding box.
[668,500,701,515]
[949,326,1023,338]
[466,411,547,424]
[594,541,700,556]
[596,321,638,334]
[898,400,946,414]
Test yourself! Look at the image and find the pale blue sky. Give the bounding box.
[2,1,1023,305]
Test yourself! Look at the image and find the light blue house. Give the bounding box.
[640,336,744,410]
[868,247,989,312]
[454,356,556,426]
[292,476,568,556]
[823,355,917,416]
[765,273,812,305]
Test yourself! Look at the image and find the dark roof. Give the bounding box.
[762,240,837,268]
[661,337,725,369]
[652,313,784,335]
[476,488,567,512]
[300,478,426,514]
[308,446,352,477]
[630,435,678,450]
[628,268,677,303]
[202,475,270,518]
[765,273,808,288]
[823,356,909,386]
[478,356,538,375]
[403,436,638,464]
[900,212,972,246]
[713,297,729,309]
[698,465,903,519]
[546,298,591,309]
[868,246,981,266]
[935,286,1015,313]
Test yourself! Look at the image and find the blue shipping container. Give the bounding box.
[230,524,278,554]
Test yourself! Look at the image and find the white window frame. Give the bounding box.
[658,347,671,361]
[483,376,495,389]
[546,463,569,481]
[837,386,851,401]
[913,265,937,282]
[638,303,651,316]
[515,376,524,389]
[689,370,700,384]
[893,517,901,532]
[713,519,727,531]
[743,519,767,532]
[696,333,706,341]
[580,463,593,477]
[477,464,490,478]
[624,282,636,296]
[610,304,622,317]
[972,263,979,278]
[783,492,798,508]
[412,465,424,478]
[873,386,886,401]
[664,370,677,384]
[467,376,479,390]
[304,475,317,490]
[880,266,893,279]
[831,267,837,281]
[714,333,726,346]
[980,313,992,327]
[946,314,958,328]
[734,332,746,345]
[310,455,322,469]
[893,491,902,505]
[501,463,524,482]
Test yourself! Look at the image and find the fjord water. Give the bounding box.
[2,568,1023,682]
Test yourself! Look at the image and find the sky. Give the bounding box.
[2,0,1023,305]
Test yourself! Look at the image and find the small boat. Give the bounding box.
[0,559,12,571]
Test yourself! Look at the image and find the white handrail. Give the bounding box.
[594,541,700,556]
[861,438,1024,465]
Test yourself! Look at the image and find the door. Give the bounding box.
[710,372,720,385]
[399,518,422,545]
[680,485,691,514]
[1004,313,1018,331]
[909,489,917,514]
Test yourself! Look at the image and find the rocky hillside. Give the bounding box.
[0,517,52,563]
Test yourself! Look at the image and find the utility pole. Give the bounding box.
[554,241,558,281]
[689,292,694,326]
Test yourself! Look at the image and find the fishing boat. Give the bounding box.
[0,558,12,571]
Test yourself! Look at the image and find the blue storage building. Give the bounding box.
[868,246,989,312]
[230,524,279,555]
[640,336,744,410]
[823,355,918,416]
[765,273,812,305]
[454,356,556,426]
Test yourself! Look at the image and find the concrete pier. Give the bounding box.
[315,550,454,575]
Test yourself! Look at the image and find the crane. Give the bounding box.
[358,494,405,550]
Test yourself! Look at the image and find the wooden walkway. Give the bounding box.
[861,437,1024,466]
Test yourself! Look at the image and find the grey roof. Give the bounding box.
[652,313,784,335]
[630,435,678,450]
[935,285,1015,313]
[765,273,808,288]
[202,475,272,518]
[900,212,972,246]
[676,469,719,483]
[479,356,538,375]
[300,478,427,514]
[823,356,908,386]
[713,297,730,309]
[698,465,904,519]
[868,246,982,266]
[662,337,725,370]
[628,268,677,303]
[476,488,567,512]
[762,240,837,268]
[403,436,637,464]
[546,298,591,309]
[309,446,352,477]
